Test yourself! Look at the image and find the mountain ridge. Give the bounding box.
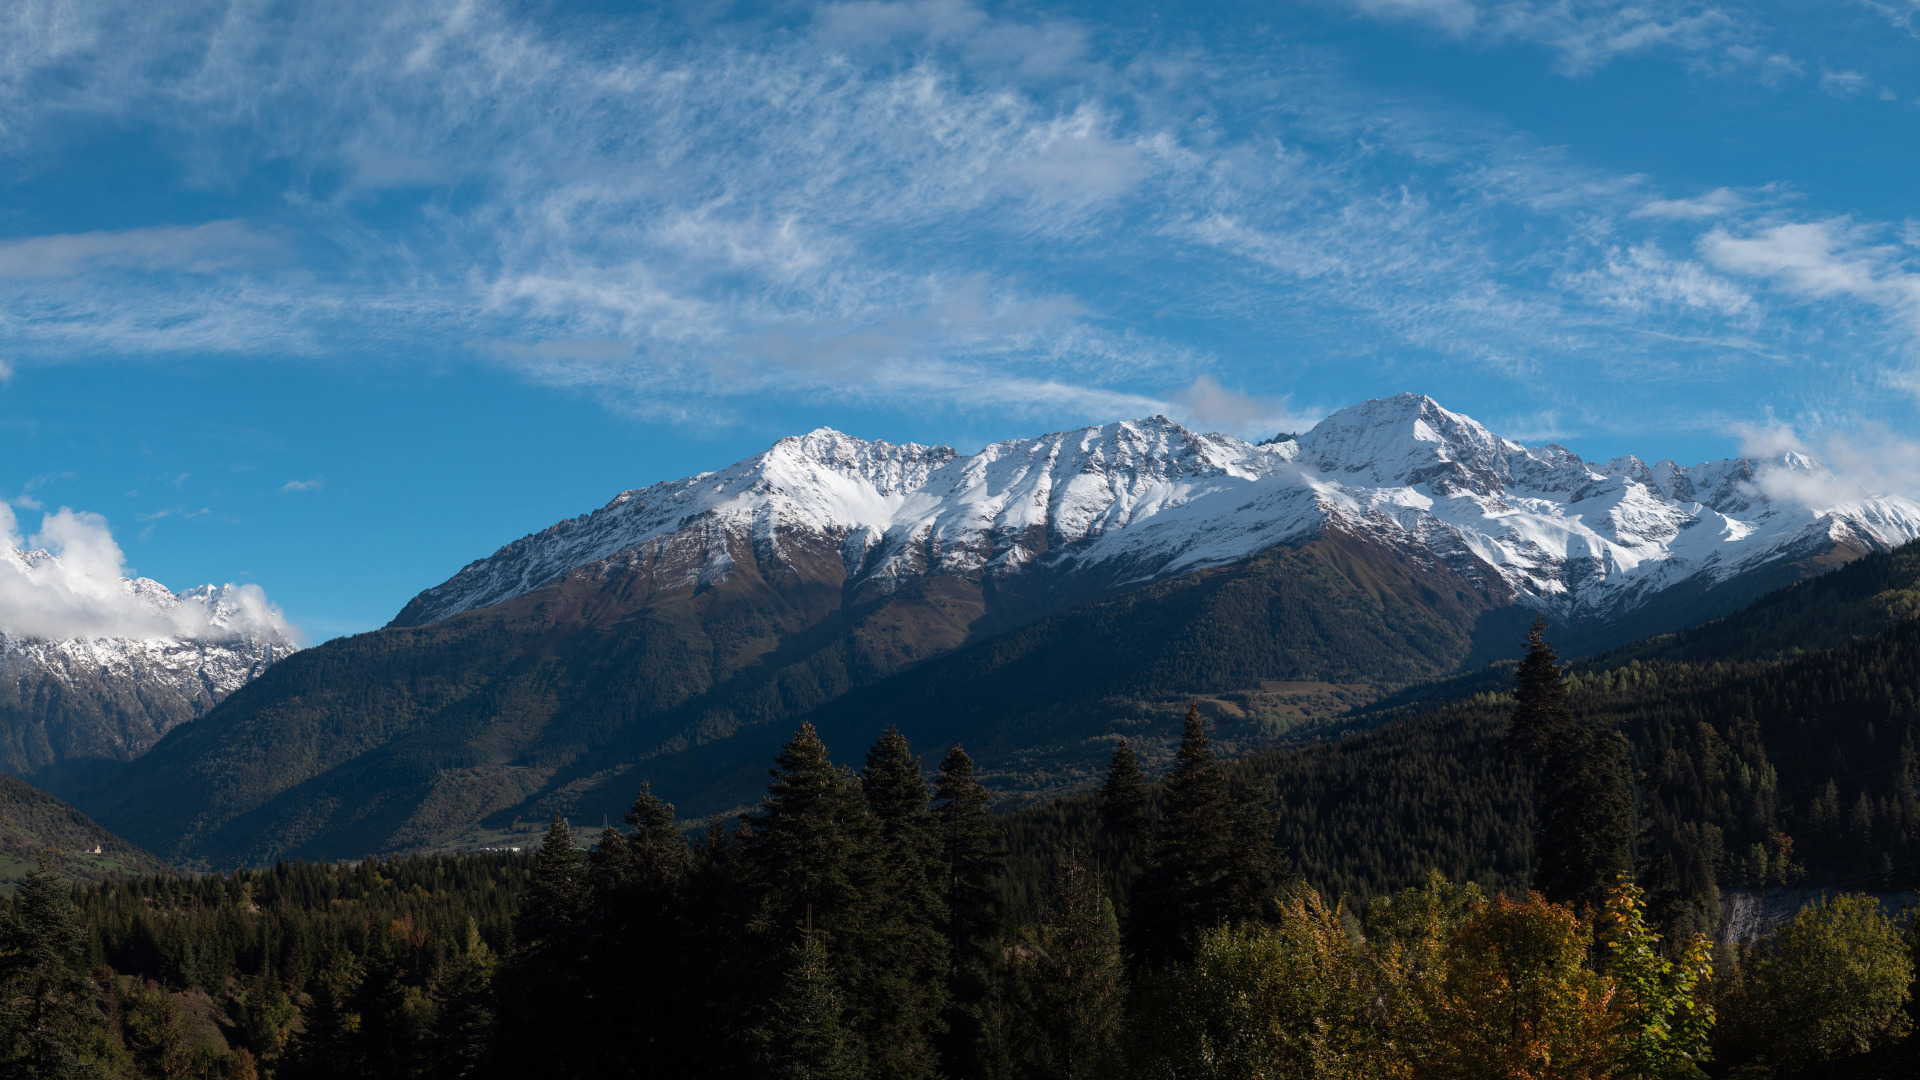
[393,394,1920,638]
[79,395,1920,868]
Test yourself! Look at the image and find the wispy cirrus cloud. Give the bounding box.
[1330,0,1752,75]
[0,221,278,279]
[0,0,1910,444]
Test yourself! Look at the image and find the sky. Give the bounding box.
[2,0,1919,638]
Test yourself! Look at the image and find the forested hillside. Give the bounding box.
[0,773,168,892]
[82,529,1524,868]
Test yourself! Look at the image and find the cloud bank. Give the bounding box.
[0,505,298,643]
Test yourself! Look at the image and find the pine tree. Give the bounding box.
[758,927,863,1080]
[1130,704,1235,964]
[934,744,1003,1080]
[582,784,696,1076]
[859,727,950,1079]
[491,816,593,1077]
[426,922,495,1080]
[746,724,884,1072]
[1509,620,1634,910]
[0,863,97,1080]
[1510,617,1574,760]
[996,851,1126,1080]
[1098,739,1148,906]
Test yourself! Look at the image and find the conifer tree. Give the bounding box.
[1510,617,1574,759]
[519,815,591,951]
[1098,739,1148,904]
[1130,704,1236,964]
[859,727,950,1079]
[759,927,863,1080]
[1509,620,1634,911]
[491,816,593,1077]
[581,784,696,1077]
[934,744,1003,1079]
[0,862,97,1080]
[426,922,495,1080]
[995,851,1126,1080]
[747,725,885,1071]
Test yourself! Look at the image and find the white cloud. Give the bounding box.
[1701,219,1920,331]
[1564,244,1754,318]
[1629,187,1749,220]
[1346,0,1480,35]
[1169,375,1319,438]
[0,0,1909,443]
[281,478,323,492]
[0,221,278,279]
[1819,69,1871,97]
[1732,421,1920,505]
[0,504,297,642]
[1332,0,1749,75]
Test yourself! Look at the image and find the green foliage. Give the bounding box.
[1132,706,1281,964]
[1511,620,1635,912]
[1734,894,1914,1072]
[1098,739,1149,898]
[988,852,1125,1080]
[935,745,1004,1080]
[758,928,864,1080]
[1594,879,1714,1080]
[1131,887,1376,1080]
[0,863,97,1079]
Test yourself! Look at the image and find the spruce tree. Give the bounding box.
[758,927,863,1080]
[859,727,950,1079]
[0,862,96,1080]
[491,816,593,1077]
[1509,619,1634,910]
[933,744,1003,1079]
[584,784,696,1077]
[746,724,884,1073]
[1130,704,1235,964]
[1098,739,1148,900]
[996,851,1126,1080]
[1509,617,1574,759]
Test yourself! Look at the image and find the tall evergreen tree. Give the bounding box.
[758,927,863,1080]
[1098,739,1148,906]
[860,727,951,1080]
[0,862,96,1080]
[746,724,885,1073]
[934,744,1003,1080]
[491,816,593,1077]
[1510,617,1575,759]
[993,851,1126,1080]
[1509,619,1634,910]
[584,784,697,1077]
[1130,704,1236,964]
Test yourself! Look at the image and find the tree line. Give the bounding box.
[6,621,1920,1077]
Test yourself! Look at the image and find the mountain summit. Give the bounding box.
[395,393,1920,634]
[88,395,1920,868]
[0,532,299,797]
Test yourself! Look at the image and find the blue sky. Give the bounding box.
[3,0,1919,637]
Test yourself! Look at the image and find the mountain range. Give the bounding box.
[33,394,1920,868]
[0,576,298,799]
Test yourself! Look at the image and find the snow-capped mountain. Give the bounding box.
[0,570,299,794]
[395,394,1920,632]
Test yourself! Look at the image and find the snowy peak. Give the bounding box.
[395,396,1920,631]
[1295,394,1513,493]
